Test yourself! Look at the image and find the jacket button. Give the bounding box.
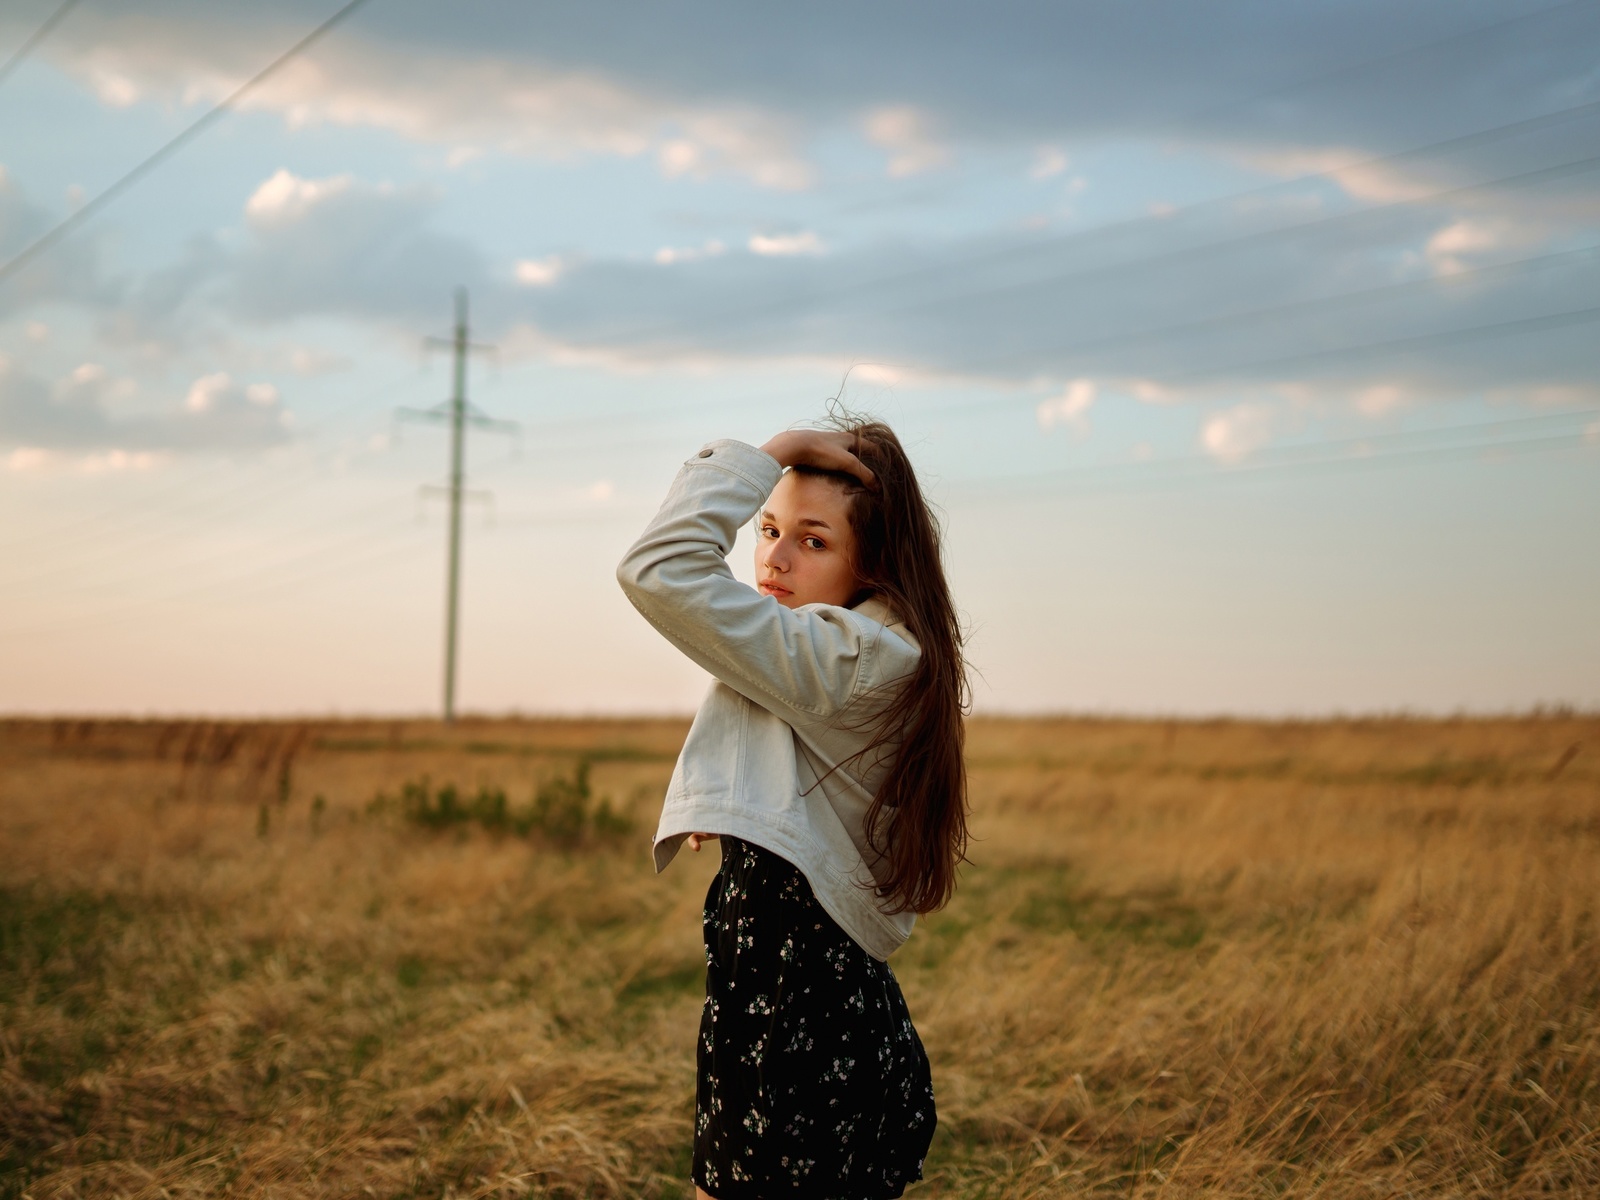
[697,448,714,458]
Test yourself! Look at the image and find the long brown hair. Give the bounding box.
[794,417,968,913]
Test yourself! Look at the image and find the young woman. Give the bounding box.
[616,419,967,1199]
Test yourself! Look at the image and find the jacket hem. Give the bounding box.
[655,807,912,961]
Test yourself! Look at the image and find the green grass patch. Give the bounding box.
[0,885,132,1007]
[1014,881,1206,950]
[369,760,634,845]
[617,960,705,1007]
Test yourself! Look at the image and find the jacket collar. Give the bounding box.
[852,595,917,648]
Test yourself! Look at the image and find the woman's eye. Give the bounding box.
[802,537,825,550]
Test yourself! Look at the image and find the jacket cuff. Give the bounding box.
[686,439,783,496]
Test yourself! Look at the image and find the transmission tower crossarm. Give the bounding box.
[395,404,453,423]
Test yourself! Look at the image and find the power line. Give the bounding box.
[905,296,1600,430]
[625,99,1600,356]
[1165,302,1600,386]
[6,476,407,601]
[950,410,1600,499]
[968,432,1598,501]
[696,149,1600,369]
[1172,0,1587,130]
[585,148,1600,406]
[0,515,428,640]
[827,1,1589,227]
[0,367,432,565]
[416,239,1600,445]
[0,0,81,89]
[0,0,376,287]
[972,244,1600,371]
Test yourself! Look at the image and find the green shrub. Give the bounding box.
[372,760,632,845]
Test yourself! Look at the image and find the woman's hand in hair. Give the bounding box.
[760,430,876,488]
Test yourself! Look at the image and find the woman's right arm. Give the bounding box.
[615,437,884,727]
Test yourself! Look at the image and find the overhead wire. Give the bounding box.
[439,234,1600,445]
[4,467,644,637]
[484,105,1600,435]
[968,433,1600,501]
[800,3,1600,327]
[1,515,430,640]
[8,478,415,599]
[552,2,1599,377]
[1162,0,1587,129]
[5,0,1589,446]
[954,244,1600,372]
[686,146,1600,369]
[896,156,1600,325]
[0,365,432,567]
[607,99,1600,356]
[952,407,1600,496]
[0,0,377,287]
[7,0,1598,649]
[1162,301,1600,386]
[0,0,82,89]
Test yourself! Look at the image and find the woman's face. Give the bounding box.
[754,471,859,609]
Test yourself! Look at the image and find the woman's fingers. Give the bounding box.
[687,832,720,852]
[796,432,883,489]
[823,432,878,487]
[762,430,877,486]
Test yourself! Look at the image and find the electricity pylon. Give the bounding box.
[397,288,517,722]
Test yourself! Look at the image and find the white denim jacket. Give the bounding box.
[616,439,921,960]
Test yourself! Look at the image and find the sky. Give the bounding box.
[2,0,1598,717]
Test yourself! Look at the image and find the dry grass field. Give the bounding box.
[2,713,1597,1198]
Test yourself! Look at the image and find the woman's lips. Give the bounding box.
[759,581,791,597]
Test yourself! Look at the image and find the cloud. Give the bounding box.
[864,106,950,178]
[1420,218,1538,277]
[748,231,824,257]
[1232,146,1438,205]
[1201,403,1275,462]
[1354,383,1408,417]
[223,170,487,324]
[1030,147,1069,180]
[4,445,163,473]
[73,149,1563,411]
[0,357,117,447]
[7,0,1599,418]
[1036,379,1096,431]
[654,239,726,266]
[6,446,51,471]
[515,255,566,286]
[0,358,291,452]
[35,12,814,190]
[654,113,812,189]
[244,169,356,226]
[287,346,351,376]
[0,170,116,318]
[185,371,229,412]
[493,177,1598,404]
[23,0,1600,197]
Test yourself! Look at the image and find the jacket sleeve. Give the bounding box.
[616,438,876,724]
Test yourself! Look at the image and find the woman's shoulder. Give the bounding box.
[846,596,921,665]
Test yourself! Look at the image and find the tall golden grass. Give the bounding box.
[1,714,1596,1198]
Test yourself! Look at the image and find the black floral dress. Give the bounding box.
[694,837,936,1199]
